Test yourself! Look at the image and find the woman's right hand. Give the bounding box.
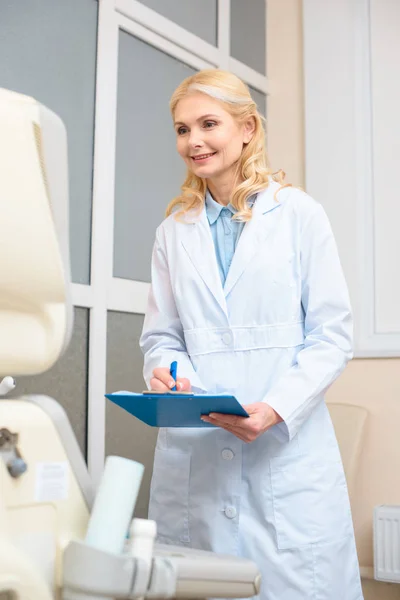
[150,367,192,392]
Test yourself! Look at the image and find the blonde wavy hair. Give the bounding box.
[166,69,289,221]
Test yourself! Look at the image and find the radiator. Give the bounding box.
[374,505,400,583]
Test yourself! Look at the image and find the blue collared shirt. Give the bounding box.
[205,190,256,287]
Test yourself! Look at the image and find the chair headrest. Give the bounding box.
[328,402,368,492]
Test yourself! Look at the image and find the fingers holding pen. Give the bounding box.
[151,367,191,392]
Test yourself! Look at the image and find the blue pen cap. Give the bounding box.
[170,361,178,391]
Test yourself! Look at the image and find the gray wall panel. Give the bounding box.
[106,311,156,519]
[0,0,98,284]
[138,0,217,45]
[249,86,267,117]
[231,0,266,74]
[113,32,196,282]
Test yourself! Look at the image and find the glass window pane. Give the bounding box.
[249,86,267,118]
[106,311,156,519]
[231,0,266,74]
[113,32,196,283]
[0,0,98,284]
[138,0,217,45]
[9,308,89,459]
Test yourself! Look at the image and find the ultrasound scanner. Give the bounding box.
[0,87,261,600]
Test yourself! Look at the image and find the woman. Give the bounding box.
[140,69,363,600]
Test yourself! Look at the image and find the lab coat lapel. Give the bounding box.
[181,207,228,316]
[223,185,282,298]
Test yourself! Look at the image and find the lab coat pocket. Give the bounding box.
[149,448,191,544]
[269,454,352,550]
[262,251,299,318]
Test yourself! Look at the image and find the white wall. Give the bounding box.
[303,0,400,357]
[267,1,400,598]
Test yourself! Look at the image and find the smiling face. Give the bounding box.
[174,92,254,188]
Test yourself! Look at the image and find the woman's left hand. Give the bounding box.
[201,402,283,443]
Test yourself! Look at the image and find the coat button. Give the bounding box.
[224,506,237,519]
[221,449,234,461]
[222,332,232,345]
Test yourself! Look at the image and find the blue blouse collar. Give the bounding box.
[205,189,256,225]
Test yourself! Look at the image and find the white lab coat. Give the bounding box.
[140,182,363,600]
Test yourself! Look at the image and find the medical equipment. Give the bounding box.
[0,377,16,396]
[0,87,261,599]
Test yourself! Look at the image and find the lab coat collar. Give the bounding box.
[205,189,228,224]
[223,185,282,297]
[255,182,283,215]
[181,183,283,315]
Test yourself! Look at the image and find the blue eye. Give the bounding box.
[204,121,217,129]
[177,127,187,135]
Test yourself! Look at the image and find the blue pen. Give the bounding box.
[170,361,178,391]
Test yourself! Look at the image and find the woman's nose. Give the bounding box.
[188,131,203,149]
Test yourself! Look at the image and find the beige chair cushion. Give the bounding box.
[328,402,369,496]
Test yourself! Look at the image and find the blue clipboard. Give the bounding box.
[105,391,249,428]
